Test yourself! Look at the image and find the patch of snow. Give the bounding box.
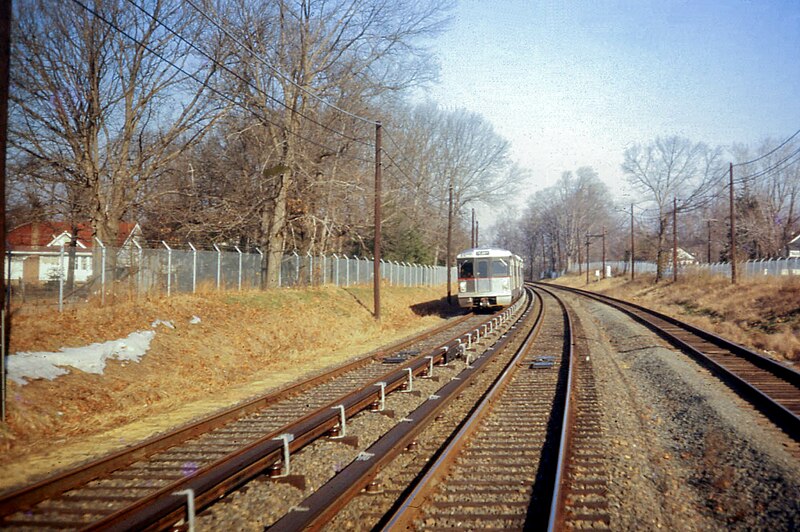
[151,319,175,329]
[189,315,201,324]
[6,330,156,386]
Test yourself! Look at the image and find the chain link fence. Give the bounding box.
[565,257,800,279]
[6,242,453,311]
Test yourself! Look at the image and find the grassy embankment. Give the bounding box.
[0,284,453,488]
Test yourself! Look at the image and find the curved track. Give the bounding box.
[541,282,800,441]
[379,286,579,530]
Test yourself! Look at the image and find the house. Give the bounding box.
[673,247,698,265]
[790,233,800,258]
[6,222,141,285]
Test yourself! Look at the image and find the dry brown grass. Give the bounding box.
[0,284,452,480]
[550,273,800,362]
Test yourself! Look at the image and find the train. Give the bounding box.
[456,247,524,309]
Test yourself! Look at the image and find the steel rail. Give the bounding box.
[0,313,474,517]
[538,285,578,531]
[378,286,567,530]
[541,282,800,441]
[0,312,491,527]
[269,289,537,531]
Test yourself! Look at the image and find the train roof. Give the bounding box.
[456,248,521,260]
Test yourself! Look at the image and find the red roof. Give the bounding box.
[7,222,138,250]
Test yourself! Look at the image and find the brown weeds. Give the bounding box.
[551,273,800,362]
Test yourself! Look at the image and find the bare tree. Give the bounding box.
[10,0,220,269]
[622,136,724,281]
[213,0,452,286]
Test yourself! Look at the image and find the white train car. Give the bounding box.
[456,248,523,309]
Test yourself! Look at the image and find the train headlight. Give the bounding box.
[459,281,467,292]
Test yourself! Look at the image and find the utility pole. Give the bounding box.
[601,226,606,279]
[585,236,589,285]
[673,197,678,283]
[630,204,635,280]
[471,208,475,248]
[373,122,382,321]
[729,163,737,284]
[446,183,453,304]
[586,231,605,283]
[0,0,9,422]
[475,220,479,248]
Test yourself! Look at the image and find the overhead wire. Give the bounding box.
[381,148,446,205]
[383,129,429,182]
[69,0,374,165]
[183,0,378,126]
[123,0,374,149]
[738,145,800,182]
[733,127,800,167]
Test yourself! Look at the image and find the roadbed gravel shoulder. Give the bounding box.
[561,292,800,531]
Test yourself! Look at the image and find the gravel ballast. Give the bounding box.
[564,293,800,530]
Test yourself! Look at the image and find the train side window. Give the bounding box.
[492,258,509,276]
[476,259,489,278]
[459,259,474,278]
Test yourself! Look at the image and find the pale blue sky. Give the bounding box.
[421,0,800,219]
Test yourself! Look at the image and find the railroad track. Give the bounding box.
[380,285,566,530]
[261,285,606,531]
[541,282,800,441]
[0,309,516,530]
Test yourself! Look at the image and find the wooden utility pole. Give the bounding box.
[471,208,475,248]
[673,197,678,283]
[446,184,453,304]
[630,204,635,280]
[0,0,10,422]
[585,236,589,285]
[729,163,737,284]
[373,122,382,320]
[601,226,606,279]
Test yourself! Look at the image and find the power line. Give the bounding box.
[383,129,430,184]
[733,127,800,167]
[738,145,800,182]
[381,148,444,204]
[69,0,373,166]
[183,0,378,126]
[123,0,373,149]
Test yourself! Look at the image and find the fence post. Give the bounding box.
[95,237,106,306]
[133,240,143,296]
[322,254,327,285]
[188,243,197,293]
[307,251,313,285]
[256,248,263,288]
[292,251,299,287]
[333,254,339,286]
[213,244,222,290]
[235,246,243,290]
[59,243,65,312]
[355,255,360,285]
[162,241,172,297]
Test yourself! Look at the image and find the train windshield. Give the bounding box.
[458,259,474,278]
[459,257,510,278]
[492,258,509,276]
